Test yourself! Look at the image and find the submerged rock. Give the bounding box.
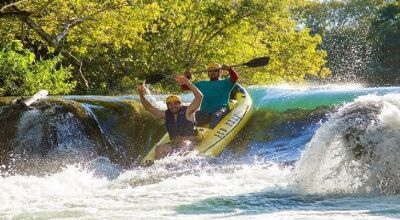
[0,97,165,175]
[295,95,400,195]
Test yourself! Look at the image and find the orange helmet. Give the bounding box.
[166,95,181,104]
[207,63,222,70]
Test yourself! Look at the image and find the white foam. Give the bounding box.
[294,93,400,194]
[0,158,292,218]
[249,83,364,91]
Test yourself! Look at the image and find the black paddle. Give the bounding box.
[144,56,270,84]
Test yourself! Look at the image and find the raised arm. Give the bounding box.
[175,75,203,119]
[222,64,238,83]
[182,65,238,86]
[138,85,165,119]
[181,70,192,91]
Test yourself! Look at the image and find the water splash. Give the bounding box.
[294,94,400,194]
[3,87,400,218]
[143,84,167,110]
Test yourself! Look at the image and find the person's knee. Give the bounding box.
[155,144,172,159]
[156,144,168,152]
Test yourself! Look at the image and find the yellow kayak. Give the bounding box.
[140,84,253,165]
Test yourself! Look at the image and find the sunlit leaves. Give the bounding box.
[0,41,76,96]
[0,0,329,94]
[296,0,398,85]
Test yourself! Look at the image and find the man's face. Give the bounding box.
[207,69,221,80]
[167,101,182,113]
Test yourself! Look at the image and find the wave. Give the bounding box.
[294,93,400,194]
[1,86,400,181]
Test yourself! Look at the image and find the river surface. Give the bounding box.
[1,84,400,219]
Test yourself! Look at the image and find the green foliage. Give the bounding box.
[0,0,329,94]
[0,41,76,96]
[133,0,328,87]
[296,0,400,85]
[370,1,400,70]
[295,0,385,34]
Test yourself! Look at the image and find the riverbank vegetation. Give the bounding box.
[297,0,400,86]
[0,0,398,95]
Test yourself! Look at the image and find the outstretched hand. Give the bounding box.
[138,84,145,96]
[176,75,191,86]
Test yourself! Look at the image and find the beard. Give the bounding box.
[210,76,219,81]
[168,106,181,114]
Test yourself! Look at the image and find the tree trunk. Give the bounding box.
[1,5,89,91]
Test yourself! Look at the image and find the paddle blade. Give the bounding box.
[243,56,270,67]
[144,74,166,84]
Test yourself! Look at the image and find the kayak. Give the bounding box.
[140,84,253,165]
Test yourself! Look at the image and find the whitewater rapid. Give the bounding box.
[0,156,293,219]
[295,94,400,195]
[2,86,400,219]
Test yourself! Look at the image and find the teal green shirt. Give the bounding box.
[194,79,235,113]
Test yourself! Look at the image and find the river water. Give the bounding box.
[1,85,400,219]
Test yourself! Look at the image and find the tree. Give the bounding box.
[295,0,394,85]
[368,1,400,85]
[1,0,329,95]
[0,0,156,92]
[137,0,328,86]
[0,40,76,96]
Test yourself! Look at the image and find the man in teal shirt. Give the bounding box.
[184,63,239,128]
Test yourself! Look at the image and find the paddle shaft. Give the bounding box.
[189,57,270,74]
[144,56,269,84]
[190,63,243,74]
